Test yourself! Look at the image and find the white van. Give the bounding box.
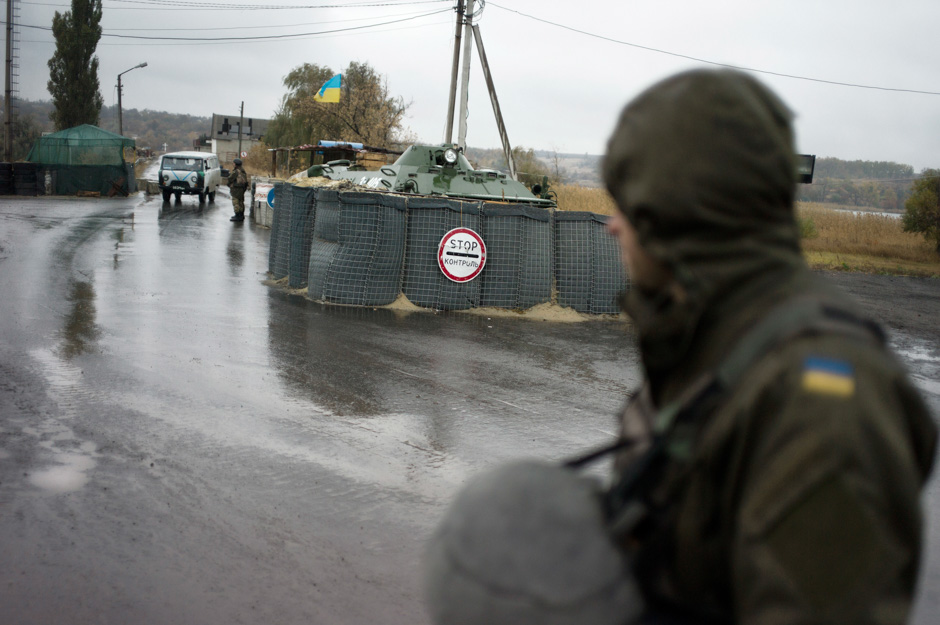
[158,151,221,203]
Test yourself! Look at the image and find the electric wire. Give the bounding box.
[22,0,449,10]
[94,7,438,31]
[106,0,444,6]
[6,8,451,41]
[17,16,453,46]
[488,2,940,97]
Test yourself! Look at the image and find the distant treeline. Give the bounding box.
[797,157,917,211]
[2,97,211,159]
[475,149,923,211]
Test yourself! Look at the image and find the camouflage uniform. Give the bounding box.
[603,70,937,624]
[228,163,250,219]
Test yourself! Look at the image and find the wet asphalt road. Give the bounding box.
[0,190,937,624]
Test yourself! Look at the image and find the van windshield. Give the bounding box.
[163,157,202,171]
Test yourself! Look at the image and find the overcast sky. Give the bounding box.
[13,0,940,171]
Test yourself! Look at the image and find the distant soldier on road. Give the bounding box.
[228,158,250,222]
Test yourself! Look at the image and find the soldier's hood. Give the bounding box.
[603,69,805,385]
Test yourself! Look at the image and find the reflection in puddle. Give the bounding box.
[227,240,244,269]
[29,451,96,493]
[896,345,940,364]
[912,375,940,396]
[26,350,99,493]
[60,280,100,359]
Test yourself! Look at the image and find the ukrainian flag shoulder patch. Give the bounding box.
[801,356,855,398]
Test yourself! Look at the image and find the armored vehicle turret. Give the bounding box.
[307,143,555,207]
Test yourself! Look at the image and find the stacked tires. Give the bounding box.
[0,163,12,195]
[12,162,39,196]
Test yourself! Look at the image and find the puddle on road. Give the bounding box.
[26,348,101,493]
[896,345,940,365]
[912,375,940,397]
[29,451,96,493]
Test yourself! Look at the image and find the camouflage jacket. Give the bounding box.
[228,166,249,189]
[616,272,936,624]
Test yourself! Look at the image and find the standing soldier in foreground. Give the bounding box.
[601,68,936,624]
[423,68,937,625]
[228,158,250,222]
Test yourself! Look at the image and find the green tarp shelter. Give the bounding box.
[27,124,137,196]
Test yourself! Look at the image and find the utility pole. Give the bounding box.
[4,0,14,161]
[117,75,123,135]
[472,25,516,180]
[237,101,244,158]
[443,0,464,145]
[456,0,475,150]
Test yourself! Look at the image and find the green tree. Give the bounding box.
[267,61,409,149]
[12,114,42,160]
[511,146,554,187]
[47,0,104,130]
[902,169,940,254]
[266,63,335,147]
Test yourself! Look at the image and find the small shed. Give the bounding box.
[27,124,137,196]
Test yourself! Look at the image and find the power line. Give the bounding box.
[23,16,453,46]
[6,8,451,41]
[22,0,449,10]
[488,2,940,97]
[15,15,453,46]
[94,7,440,31]
[106,0,444,6]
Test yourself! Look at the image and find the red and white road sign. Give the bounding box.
[240,151,248,158]
[438,227,486,283]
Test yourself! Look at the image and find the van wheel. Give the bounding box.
[162,189,171,202]
[174,192,182,202]
[208,190,215,203]
[198,191,206,204]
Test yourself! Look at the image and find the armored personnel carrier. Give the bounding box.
[306,143,555,207]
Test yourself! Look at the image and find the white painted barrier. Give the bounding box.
[252,183,275,227]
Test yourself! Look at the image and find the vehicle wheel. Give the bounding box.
[162,188,171,202]
[198,191,206,204]
[208,190,215,203]
[174,192,182,203]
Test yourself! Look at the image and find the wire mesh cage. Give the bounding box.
[275,185,629,315]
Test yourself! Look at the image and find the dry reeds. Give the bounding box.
[797,202,934,263]
[554,184,617,215]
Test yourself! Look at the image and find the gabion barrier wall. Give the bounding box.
[268,186,629,314]
[288,186,318,288]
[268,182,292,280]
[308,191,407,306]
[555,212,627,315]
[479,202,553,310]
[403,197,483,311]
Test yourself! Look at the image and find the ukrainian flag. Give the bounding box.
[801,356,855,398]
[313,74,342,103]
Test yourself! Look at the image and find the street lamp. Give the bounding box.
[117,62,147,136]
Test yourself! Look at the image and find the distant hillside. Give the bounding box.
[465,146,602,187]
[536,150,602,187]
[99,106,210,153]
[0,97,925,211]
[2,97,211,158]
[469,145,922,210]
